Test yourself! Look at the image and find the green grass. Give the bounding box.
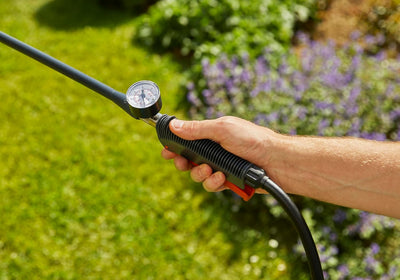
[0,1,306,279]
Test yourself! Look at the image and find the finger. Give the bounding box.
[190,164,213,183]
[169,118,226,141]
[255,188,269,195]
[161,148,178,160]
[203,171,227,192]
[173,155,192,171]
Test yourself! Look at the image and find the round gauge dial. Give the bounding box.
[126,80,162,118]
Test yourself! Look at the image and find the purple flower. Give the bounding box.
[216,111,224,118]
[384,84,395,98]
[202,89,216,105]
[338,264,349,279]
[206,107,215,119]
[374,51,386,62]
[365,34,376,45]
[216,57,228,72]
[351,54,362,69]
[390,108,400,120]
[296,31,310,45]
[319,43,336,61]
[318,119,330,135]
[348,119,362,137]
[241,52,249,64]
[365,255,379,273]
[274,77,286,92]
[360,132,387,141]
[333,209,347,223]
[350,30,362,40]
[254,113,268,125]
[186,82,195,91]
[267,112,279,123]
[225,79,234,93]
[260,80,272,93]
[321,71,343,89]
[250,88,260,97]
[201,58,210,75]
[315,101,334,111]
[297,106,307,120]
[343,87,360,117]
[255,57,269,76]
[349,86,361,102]
[240,69,251,83]
[370,243,380,255]
[301,51,314,73]
[187,91,201,107]
[278,61,289,75]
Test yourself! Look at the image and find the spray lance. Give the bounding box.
[0,31,324,280]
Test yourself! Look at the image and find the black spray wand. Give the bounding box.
[0,31,324,280]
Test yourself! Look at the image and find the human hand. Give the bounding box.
[161,116,277,195]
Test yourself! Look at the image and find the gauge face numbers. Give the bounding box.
[126,80,162,119]
[126,81,160,109]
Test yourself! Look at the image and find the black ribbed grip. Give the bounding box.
[156,114,263,190]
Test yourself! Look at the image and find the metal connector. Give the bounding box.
[141,113,163,128]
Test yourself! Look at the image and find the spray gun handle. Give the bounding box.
[156,114,264,201]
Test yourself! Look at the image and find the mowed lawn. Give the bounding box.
[0,1,303,279]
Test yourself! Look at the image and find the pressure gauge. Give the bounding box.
[126,80,162,119]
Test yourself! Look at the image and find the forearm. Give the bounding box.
[164,117,400,218]
[266,134,400,218]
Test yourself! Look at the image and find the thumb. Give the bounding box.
[169,119,219,141]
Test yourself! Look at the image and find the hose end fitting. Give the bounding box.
[244,167,267,188]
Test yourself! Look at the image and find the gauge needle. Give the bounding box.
[140,88,146,107]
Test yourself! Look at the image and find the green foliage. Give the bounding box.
[135,0,317,59]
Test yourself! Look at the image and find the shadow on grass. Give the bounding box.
[34,0,133,30]
[196,185,310,278]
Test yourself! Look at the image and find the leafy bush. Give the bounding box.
[186,33,400,279]
[135,0,317,59]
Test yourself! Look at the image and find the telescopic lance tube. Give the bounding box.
[0,31,135,118]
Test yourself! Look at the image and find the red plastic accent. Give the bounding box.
[224,181,255,202]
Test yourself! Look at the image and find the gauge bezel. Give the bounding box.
[126,80,162,119]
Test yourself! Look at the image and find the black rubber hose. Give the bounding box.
[259,176,324,280]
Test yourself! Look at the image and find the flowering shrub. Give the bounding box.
[188,33,400,140]
[186,33,400,279]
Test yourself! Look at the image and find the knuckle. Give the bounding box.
[213,116,239,141]
[186,120,201,139]
[190,165,205,182]
[203,172,225,192]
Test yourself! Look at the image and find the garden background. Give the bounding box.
[0,0,399,279]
